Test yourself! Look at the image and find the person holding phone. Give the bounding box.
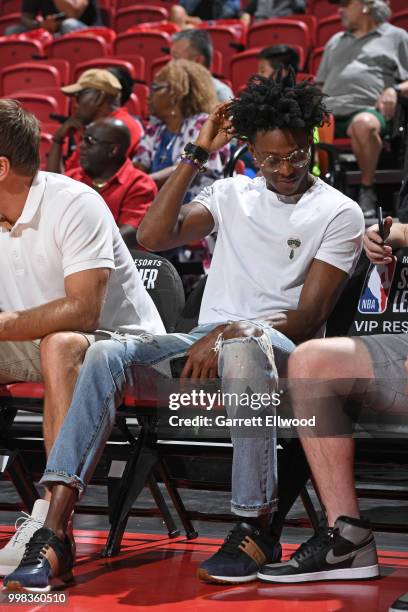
[5,0,102,36]
[259,217,408,584]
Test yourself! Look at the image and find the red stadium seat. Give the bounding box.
[198,19,247,45]
[391,10,408,31]
[0,0,21,16]
[34,58,71,85]
[247,19,311,56]
[316,15,342,47]
[309,46,324,75]
[0,13,21,35]
[66,27,117,45]
[230,46,305,93]
[307,0,338,20]
[211,49,223,75]
[39,132,53,169]
[12,86,70,117]
[10,92,60,123]
[114,6,169,33]
[125,91,141,116]
[284,14,317,47]
[74,57,140,81]
[0,62,61,96]
[45,35,111,79]
[390,0,407,13]
[112,53,145,79]
[114,30,171,79]
[133,82,149,118]
[150,55,170,81]
[196,25,242,77]
[0,37,44,71]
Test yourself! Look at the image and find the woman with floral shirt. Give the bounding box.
[133,59,230,202]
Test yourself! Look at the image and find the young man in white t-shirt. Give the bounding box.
[0,99,164,580]
[4,76,364,592]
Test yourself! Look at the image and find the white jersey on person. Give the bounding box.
[195,175,364,336]
[0,171,165,335]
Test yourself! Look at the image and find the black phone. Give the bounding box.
[377,204,385,241]
[170,356,188,378]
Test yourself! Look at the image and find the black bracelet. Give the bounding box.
[184,142,210,164]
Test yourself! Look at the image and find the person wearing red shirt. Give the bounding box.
[46,69,143,175]
[67,117,157,247]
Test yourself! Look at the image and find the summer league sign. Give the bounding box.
[351,248,408,336]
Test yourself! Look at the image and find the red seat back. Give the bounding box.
[150,55,170,82]
[247,19,311,54]
[114,31,171,78]
[284,14,317,47]
[196,25,241,77]
[10,92,60,123]
[74,57,141,81]
[1,0,21,16]
[33,58,71,85]
[39,132,53,169]
[0,38,44,72]
[307,0,338,20]
[390,0,408,13]
[316,15,342,47]
[133,82,149,119]
[1,62,61,96]
[0,12,21,35]
[125,91,141,116]
[309,46,325,75]
[46,35,111,79]
[114,6,169,33]
[391,10,408,31]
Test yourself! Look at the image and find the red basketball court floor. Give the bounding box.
[0,526,406,612]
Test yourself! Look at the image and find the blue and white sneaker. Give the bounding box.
[3,527,74,592]
[197,522,281,584]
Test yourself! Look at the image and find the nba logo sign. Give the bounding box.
[358,259,397,314]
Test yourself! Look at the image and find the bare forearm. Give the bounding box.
[52,0,87,18]
[46,142,65,174]
[263,310,327,345]
[137,161,198,250]
[0,297,100,342]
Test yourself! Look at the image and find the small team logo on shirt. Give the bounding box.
[287,238,301,260]
[358,259,397,314]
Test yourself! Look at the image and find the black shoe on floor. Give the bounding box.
[390,593,408,611]
[197,522,281,584]
[359,185,377,219]
[257,515,379,583]
[3,527,75,592]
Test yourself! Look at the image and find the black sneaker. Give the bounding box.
[358,186,377,219]
[197,522,281,584]
[3,527,74,592]
[390,593,408,611]
[257,516,379,583]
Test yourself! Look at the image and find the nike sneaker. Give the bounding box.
[257,515,379,583]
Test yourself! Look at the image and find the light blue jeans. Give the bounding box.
[40,324,295,517]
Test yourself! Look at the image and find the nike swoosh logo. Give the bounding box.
[326,541,372,565]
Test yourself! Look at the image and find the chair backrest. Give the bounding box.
[316,15,342,47]
[114,6,169,33]
[176,276,207,333]
[230,46,305,92]
[247,19,311,54]
[284,14,317,47]
[150,55,170,82]
[196,25,241,77]
[1,0,21,16]
[0,12,20,35]
[11,92,59,123]
[13,86,70,117]
[390,0,407,13]
[130,250,185,333]
[309,46,324,75]
[39,132,53,169]
[307,0,338,21]
[0,38,44,72]
[46,35,110,79]
[133,82,149,118]
[391,10,408,31]
[0,62,61,96]
[34,58,71,85]
[124,91,141,117]
[74,57,140,81]
[114,31,171,77]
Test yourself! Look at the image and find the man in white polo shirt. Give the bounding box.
[0,99,164,575]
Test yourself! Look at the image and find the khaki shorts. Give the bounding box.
[0,332,102,384]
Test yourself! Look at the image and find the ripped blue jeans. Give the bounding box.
[40,324,295,517]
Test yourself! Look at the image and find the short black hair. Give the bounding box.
[107,66,133,105]
[172,29,213,68]
[259,44,300,73]
[230,74,328,142]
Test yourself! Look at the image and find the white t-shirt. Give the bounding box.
[195,175,365,333]
[0,171,165,334]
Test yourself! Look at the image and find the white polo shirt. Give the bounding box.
[0,171,165,334]
[195,175,365,334]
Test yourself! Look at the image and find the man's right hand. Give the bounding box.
[54,118,83,142]
[194,103,237,154]
[363,216,393,264]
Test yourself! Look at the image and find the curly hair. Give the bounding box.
[230,74,329,142]
[156,59,218,118]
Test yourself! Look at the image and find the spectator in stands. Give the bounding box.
[133,59,228,201]
[257,217,407,584]
[66,118,157,247]
[240,0,306,25]
[46,69,143,174]
[0,99,164,579]
[170,0,241,29]
[258,44,300,79]
[5,0,102,36]
[316,0,408,218]
[4,75,365,592]
[171,29,234,102]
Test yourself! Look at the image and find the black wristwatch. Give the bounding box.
[184,142,210,164]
